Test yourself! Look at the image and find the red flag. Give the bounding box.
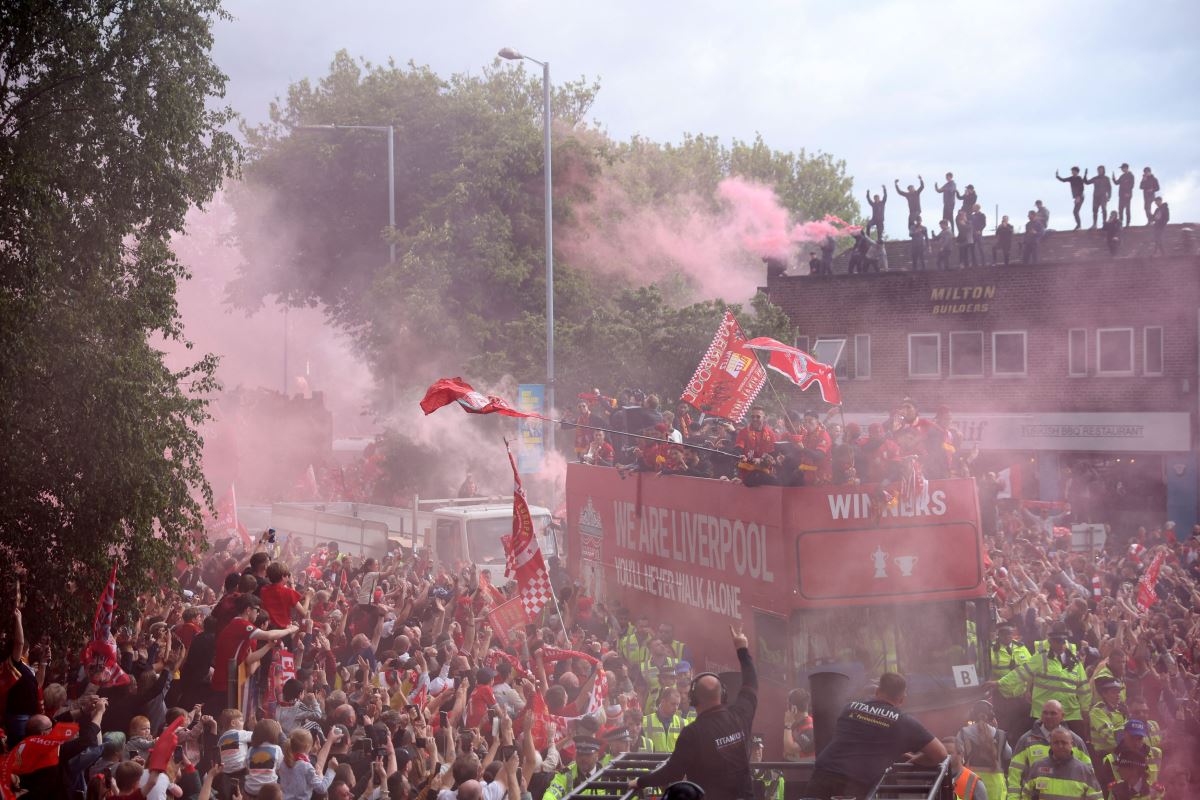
[502,446,553,620]
[486,595,529,648]
[207,483,250,549]
[1136,550,1166,611]
[680,312,767,423]
[420,377,538,418]
[81,565,131,688]
[744,337,842,405]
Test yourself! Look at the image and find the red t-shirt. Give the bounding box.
[260,583,302,629]
[211,618,257,691]
[172,621,201,648]
[466,684,497,729]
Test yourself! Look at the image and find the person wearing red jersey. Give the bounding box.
[735,407,776,485]
[209,594,297,710]
[798,410,832,485]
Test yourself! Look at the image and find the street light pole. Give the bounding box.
[499,48,555,422]
[295,123,396,264]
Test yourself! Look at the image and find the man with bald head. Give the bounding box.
[805,672,947,799]
[629,625,758,800]
[1005,699,1091,800]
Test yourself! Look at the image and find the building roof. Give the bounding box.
[794,222,1198,276]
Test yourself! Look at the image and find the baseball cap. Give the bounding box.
[675,661,692,674]
[1123,719,1148,737]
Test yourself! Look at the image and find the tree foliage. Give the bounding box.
[0,0,239,646]
[232,52,857,411]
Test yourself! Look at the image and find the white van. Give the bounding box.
[426,503,557,585]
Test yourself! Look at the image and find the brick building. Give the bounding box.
[764,223,1200,530]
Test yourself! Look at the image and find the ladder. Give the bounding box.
[866,757,954,800]
[563,752,671,800]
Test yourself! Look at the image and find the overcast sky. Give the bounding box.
[213,0,1200,228]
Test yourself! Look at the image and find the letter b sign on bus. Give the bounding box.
[952,664,979,689]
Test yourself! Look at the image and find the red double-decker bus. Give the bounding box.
[565,463,991,754]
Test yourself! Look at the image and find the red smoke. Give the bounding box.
[560,176,858,300]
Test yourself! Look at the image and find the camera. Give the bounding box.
[267,528,276,544]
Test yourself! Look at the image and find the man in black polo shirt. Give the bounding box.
[804,672,948,800]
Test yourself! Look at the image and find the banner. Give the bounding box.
[420,377,538,418]
[516,384,546,474]
[1136,550,1166,611]
[486,595,529,648]
[744,337,842,405]
[679,311,766,424]
[502,447,553,619]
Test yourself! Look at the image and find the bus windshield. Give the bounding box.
[466,515,550,566]
[790,601,988,703]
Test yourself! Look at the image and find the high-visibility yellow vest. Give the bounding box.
[992,642,1032,678]
[1006,729,1091,800]
[999,652,1088,720]
[640,655,678,693]
[1088,703,1126,753]
[1103,746,1162,785]
[641,711,683,752]
[544,755,612,800]
[1018,755,1101,800]
[620,631,648,665]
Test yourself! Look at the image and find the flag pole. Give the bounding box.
[760,371,798,435]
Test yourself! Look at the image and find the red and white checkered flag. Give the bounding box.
[503,444,552,619]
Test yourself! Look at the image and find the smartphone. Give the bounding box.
[439,710,449,728]
[498,744,517,762]
[492,716,501,737]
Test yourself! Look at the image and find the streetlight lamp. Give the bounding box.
[498,47,555,422]
[294,123,396,265]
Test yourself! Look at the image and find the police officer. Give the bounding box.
[997,622,1088,740]
[545,736,606,800]
[1017,727,1101,800]
[750,734,784,800]
[1104,720,1162,786]
[990,623,1031,745]
[1089,676,1126,786]
[1106,750,1157,800]
[804,672,948,800]
[629,625,758,800]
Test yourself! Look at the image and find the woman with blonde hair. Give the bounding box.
[279,726,342,800]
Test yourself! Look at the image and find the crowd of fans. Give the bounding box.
[805,165,1174,274]
[2,388,1197,799]
[570,391,969,491]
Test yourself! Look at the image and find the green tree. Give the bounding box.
[0,0,239,647]
[231,54,851,417]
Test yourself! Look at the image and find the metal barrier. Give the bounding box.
[866,757,954,800]
[561,753,817,800]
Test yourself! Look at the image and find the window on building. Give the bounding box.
[1144,326,1164,376]
[949,331,984,377]
[1097,328,1134,375]
[854,334,871,379]
[993,331,1027,376]
[813,338,848,379]
[795,335,809,354]
[908,333,940,378]
[1068,328,1087,377]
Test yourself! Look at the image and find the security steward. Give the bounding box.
[629,625,758,800]
[642,687,685,752]
[1018,727,1102,800]
[803,672,948,800]
[545,736,607,800]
